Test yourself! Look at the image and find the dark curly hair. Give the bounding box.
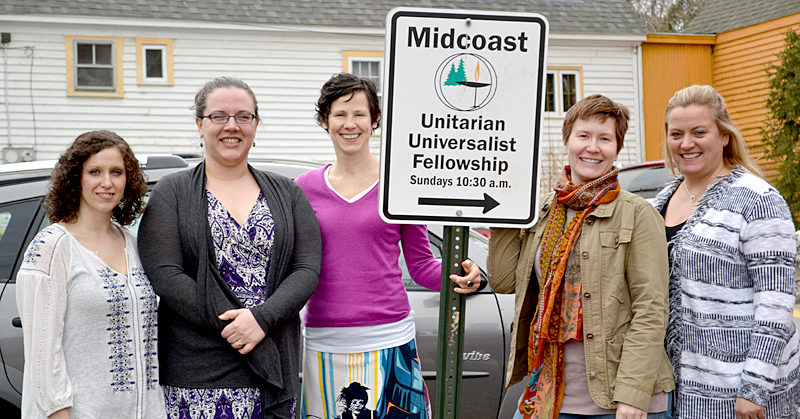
[315,73,381,129]
[43,130,147,226]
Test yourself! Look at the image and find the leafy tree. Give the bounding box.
[762,29,800,228]
[627,0,706,32]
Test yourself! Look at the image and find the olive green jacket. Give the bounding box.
[488,190,674,411]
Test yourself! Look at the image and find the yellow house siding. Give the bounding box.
[641,35,714,161]
[712,13,800,180]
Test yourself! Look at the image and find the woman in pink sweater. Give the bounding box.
[296,73,480,419]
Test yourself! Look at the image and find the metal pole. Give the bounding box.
[434,225,469,419]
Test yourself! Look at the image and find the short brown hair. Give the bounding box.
[562,94,629,153]
[43,130,147,226]
[315,73,381,129]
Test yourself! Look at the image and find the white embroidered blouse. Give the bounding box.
[16,223,166,418]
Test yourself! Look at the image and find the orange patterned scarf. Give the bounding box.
[517,166,620,419]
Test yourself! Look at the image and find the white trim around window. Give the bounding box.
[544,67,583,116]
[136,38,174,85]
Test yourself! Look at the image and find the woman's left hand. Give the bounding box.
[734,397,765,419]
[450,259,481,294]
[219,308,266,355]
[615,402,646,419]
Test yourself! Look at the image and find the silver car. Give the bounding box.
[0,156,524,418]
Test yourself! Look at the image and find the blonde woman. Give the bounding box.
[654,85,799,418]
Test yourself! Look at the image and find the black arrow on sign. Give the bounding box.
[418,193,500,214]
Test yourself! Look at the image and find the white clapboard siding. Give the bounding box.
[536,41,643,188]
[0,19,643,166]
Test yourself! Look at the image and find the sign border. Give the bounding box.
[380,8,549,227]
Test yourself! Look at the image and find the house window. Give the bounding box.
[342,51,384,100]
[544,68,582,115]
[65,36,123,97]
[76,41,114,89]
[136,38,174,85]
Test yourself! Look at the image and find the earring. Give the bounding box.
[117,200,125,209]
[252,142,256,147]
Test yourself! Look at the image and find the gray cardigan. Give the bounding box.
[137,162,321,417]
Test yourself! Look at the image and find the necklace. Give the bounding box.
[682,180,699,203]
[682,167,729,204]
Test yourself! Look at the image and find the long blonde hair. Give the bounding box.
[663,85,764,178]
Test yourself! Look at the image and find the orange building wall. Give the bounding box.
[713,14,800,180]
[641,35,714,161]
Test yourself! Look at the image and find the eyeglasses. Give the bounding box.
[202,113,257,124]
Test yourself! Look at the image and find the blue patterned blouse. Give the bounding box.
[163,191,277,419]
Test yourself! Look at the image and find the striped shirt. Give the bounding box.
[653,170,800,418]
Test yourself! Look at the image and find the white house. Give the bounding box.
[0,0,647,176]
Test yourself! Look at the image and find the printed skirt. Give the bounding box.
[301,339,430,419]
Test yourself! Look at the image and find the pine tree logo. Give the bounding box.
[435,53,497,112]
[443,58,467,86]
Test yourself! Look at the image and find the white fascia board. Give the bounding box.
[0,14,385,36]
[550,33,647,45]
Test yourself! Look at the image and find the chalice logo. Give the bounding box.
[434,53,497,112]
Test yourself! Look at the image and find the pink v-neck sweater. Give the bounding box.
[296,165,441,328]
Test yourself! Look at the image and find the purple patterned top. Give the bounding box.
[161,192,277,419]
[207,190,274,307]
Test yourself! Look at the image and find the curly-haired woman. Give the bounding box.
[16,130,166,418]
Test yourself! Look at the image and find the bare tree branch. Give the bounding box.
[627,0,707,32]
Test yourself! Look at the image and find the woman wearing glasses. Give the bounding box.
[138,76,321,419]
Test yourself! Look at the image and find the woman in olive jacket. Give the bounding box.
[488,95,674,419]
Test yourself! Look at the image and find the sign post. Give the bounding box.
[380,7,548,417]
[434,225,469,419]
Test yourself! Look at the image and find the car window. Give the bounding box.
[0,212,10,236]
[125,191,151,235]
[0,199,41,282]
[619,166,674,199]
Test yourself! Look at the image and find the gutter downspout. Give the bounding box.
[633,43,645,163]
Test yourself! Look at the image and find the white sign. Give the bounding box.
[379,8,549,227]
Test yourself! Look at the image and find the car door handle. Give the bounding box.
[421,370,490,380]
[12,317,21,328]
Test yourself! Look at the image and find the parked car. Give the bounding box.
[0,156,524,418]
[618,160,674,200]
